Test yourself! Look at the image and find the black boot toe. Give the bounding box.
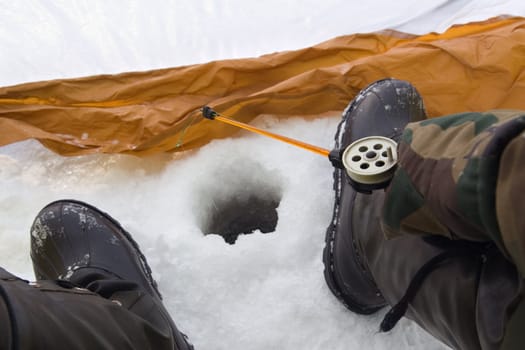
[30,199,161,298]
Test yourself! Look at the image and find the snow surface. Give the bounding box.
[1,1,525,349]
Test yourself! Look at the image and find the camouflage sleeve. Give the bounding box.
[381,110,525,275]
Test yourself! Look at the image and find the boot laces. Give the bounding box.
[380,240,494,332]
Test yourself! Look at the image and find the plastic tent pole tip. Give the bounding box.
[201,106,218,120]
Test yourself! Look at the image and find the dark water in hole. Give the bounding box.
[204,195,279,244]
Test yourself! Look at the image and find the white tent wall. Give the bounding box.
[1,1,524,349]
[2,0,525,86]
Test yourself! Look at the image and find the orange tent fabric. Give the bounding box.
[1,16,524,156]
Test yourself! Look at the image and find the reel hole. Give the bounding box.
[365,151,377,159]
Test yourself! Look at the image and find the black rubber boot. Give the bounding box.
[30,199,193,350]
[323,78,427,314]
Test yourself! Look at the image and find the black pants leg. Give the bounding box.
[0,267,190,350]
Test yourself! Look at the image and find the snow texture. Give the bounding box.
[1,1,525,349]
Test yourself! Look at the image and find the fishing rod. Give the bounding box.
[201,106,330,157]
[201,106,398,193]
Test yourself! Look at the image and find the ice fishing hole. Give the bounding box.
[195,158,283,244]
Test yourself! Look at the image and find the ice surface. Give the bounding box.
[1,1,525,349]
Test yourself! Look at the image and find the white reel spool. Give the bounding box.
[342,136,398,185]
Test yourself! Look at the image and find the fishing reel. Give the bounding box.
[329,136,398,194]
